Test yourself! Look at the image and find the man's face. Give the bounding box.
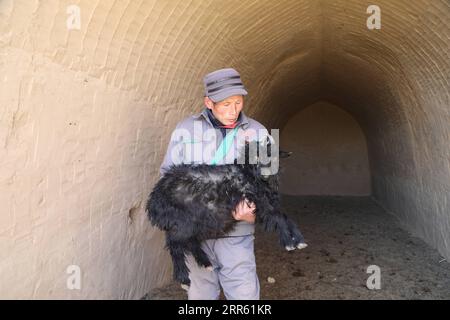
[204,95,244,126]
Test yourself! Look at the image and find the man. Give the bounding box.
[159,68,268,300]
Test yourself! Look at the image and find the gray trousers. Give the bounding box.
[185,234,260,300]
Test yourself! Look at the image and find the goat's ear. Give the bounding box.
[279,150,292,158]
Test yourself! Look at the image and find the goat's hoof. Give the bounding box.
[180,284,190,291]
[206,266,214,272]
[285,245,296,251]
[296,243,308,250]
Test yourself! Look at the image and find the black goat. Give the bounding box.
[146,139,307,285]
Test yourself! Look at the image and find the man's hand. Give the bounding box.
[232,199,256,223]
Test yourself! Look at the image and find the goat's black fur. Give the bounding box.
[146,140,307,285]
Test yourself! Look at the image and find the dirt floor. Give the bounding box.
[143,195,450,300]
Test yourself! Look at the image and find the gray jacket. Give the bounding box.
[159,108,268,237]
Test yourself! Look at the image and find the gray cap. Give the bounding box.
[203,68,248,103]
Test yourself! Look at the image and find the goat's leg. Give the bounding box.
[285,217,308,250]
[256,195,307,251]
[269,214,307,251]
[277,214,300,250]
[188,240,213,271]
[258,210,299,250]
[166,234,191,285]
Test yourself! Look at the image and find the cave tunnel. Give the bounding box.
[0,0,449,299]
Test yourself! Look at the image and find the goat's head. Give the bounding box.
[234,135,292,181]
